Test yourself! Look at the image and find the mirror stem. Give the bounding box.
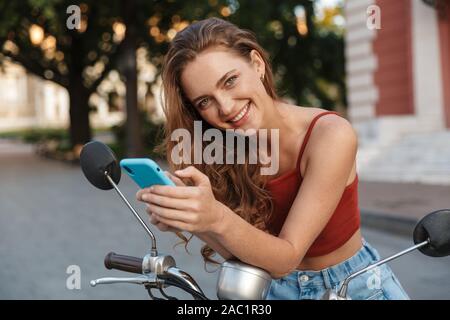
[105,172,158,256]
[338,239,429,298]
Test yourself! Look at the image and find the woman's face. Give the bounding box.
[180,46,270,132]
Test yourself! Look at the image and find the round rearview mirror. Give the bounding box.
[80,141,121,190]
[413,209,450,257]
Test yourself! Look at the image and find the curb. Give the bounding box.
[360,209,418,238]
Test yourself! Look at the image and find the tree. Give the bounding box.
[0,0,124,150]
[0,0,346,155]
[227,0,346,109]
[0,0,231,156]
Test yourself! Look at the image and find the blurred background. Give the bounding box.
[0,0,449,299]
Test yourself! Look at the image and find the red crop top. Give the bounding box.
[266,111,360,257]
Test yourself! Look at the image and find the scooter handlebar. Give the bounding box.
[104,252,143,274]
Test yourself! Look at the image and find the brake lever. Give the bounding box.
[161,267,208,300]
[164,267,205,296]
[90,273,159,287]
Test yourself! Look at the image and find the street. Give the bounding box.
[0,140,449,299]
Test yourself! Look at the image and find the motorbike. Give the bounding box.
[80,141,450,300]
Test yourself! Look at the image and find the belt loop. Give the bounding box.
[321,269,333,289]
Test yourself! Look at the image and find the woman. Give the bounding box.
[136,17,409,300]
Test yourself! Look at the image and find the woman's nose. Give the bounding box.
[216,95,235,118]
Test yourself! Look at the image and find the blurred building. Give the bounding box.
[0,60,125,132]
[345,0,450,184]
[0,61,69,131]
[0,50,165,133]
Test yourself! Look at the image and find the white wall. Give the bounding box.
[345,0,379,145]
[411,0,445,131]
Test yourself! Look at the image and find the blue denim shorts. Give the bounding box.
[266,239,410,300]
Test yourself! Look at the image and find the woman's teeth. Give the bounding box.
[230,103,250,123]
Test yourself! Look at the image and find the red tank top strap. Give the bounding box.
[295,111,341,170]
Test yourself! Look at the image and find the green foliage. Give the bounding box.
[0,128,73,159]
[0,0,346,153]
[0,0,124,89]
[0,128,68,143]
[227,0,346,109]
[0,0,345,110]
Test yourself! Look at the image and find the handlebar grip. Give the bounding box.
[104,252,143,274]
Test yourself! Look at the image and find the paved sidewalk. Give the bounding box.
[0,139,218,299]
[359,180,450,236]
[0,139,448,299]
[1,138,446,237]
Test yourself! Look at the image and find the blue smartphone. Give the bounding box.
[120,158,175,188]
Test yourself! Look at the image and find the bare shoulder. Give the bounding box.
[302,108,358,174]
[292,106,355,141]
[279,104,357,145]
[289,105,356,136]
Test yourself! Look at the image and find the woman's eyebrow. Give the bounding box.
[191,69,237,104]
[215,69,237,88]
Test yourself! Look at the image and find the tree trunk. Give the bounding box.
[122,0,144,157]
[67,33,91,152]
[68,77,91,149]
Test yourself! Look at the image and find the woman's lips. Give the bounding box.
[228,102,251,127]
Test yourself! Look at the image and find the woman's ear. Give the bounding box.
[250,49,265,79]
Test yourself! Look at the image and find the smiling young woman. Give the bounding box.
[136,17,409,300]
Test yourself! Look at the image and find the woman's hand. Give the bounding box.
[142,171,184,233]
[136,166,225,234]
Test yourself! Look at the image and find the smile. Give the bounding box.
[229,102,250,124]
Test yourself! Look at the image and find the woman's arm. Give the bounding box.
[147,209,233,260]
[209,206,299,278]
[205,116,358,278]
[139,116,357,278]
[194,232,234,260]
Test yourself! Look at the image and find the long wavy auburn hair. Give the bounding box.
[159,17,281,266]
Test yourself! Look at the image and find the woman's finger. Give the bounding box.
[147,203,194,223]
[153,213,193,233]
[165,171,186,187]
[148,211,181,233]
[141,192,192,211]
[156,222,170,232]
[148,185,199,199]
[174,166,209,187]
[137,185,195,201]
[148,211,159,224]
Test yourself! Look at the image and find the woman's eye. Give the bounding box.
[225,75,237,87]
[198,98,209,109]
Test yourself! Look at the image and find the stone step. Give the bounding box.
[357,131,450,185]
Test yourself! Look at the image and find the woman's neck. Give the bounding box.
[257,101,303,176]
[263,101,299,148]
